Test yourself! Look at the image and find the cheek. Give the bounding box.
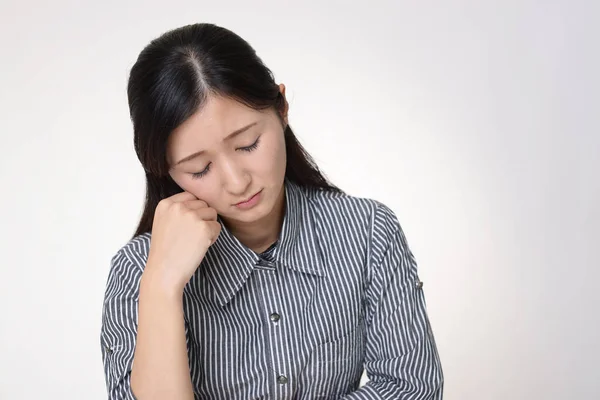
[171,175,220,206]
[255,134,286,174]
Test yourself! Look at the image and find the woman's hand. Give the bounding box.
[144,191,222,293]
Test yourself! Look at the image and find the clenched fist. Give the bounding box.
[144,191,222,293]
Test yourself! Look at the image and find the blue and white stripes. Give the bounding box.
[100,179,443,399]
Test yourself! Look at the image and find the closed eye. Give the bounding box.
[238,136,261,152]
[191,163,211,179]
[190,136,260,179]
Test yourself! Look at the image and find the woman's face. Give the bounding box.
[167,87,288,225]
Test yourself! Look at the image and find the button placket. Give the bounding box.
[258,262,290,395]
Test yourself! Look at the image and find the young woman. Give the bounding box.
[100,22,443,400]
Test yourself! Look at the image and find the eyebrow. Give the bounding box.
[174,121,258,166]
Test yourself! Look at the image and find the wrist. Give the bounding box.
[141,259,186,299]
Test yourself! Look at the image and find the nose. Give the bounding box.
[220,156,251,196]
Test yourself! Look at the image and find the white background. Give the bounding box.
[1,0,598,399]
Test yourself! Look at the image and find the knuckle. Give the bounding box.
[156,199,168,209]
[172,202,186,213]
[155,200,170,215]
[200,221,211,236]
[183,207,198,219]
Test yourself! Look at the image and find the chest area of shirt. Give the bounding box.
[183,265,366,398]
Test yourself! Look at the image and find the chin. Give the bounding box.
[248,193,281,221]
[236,211,265,224]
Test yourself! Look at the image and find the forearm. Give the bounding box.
[130,266,194,400]
[342,379,443,400]
[342,330,443,399]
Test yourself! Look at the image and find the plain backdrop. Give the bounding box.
[0,0,598,399]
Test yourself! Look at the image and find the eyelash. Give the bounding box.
[191,136,261,179]
[240,136,261,152]
[192,164,211,179]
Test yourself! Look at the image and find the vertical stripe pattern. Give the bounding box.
[100,179,443,399]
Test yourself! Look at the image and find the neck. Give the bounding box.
[223,185,286,253]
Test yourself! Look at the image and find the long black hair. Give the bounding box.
[127,23,340,237]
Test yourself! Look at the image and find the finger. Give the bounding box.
[193,207,218,221]
[184,199,209,210]
[168,191,198,203]
[206,221,222,243]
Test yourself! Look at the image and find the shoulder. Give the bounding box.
[302,186,408,272]
[303,186,401,235]
[105,232,152,288]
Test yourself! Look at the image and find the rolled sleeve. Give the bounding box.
[343,204,444,399]
[100,250,142,400]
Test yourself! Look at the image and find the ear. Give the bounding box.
[278,83,289,125]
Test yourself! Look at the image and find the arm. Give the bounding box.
[131,260,195,399]
[342,205,444,399]
[100,250,194,400]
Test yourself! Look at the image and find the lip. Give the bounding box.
[234,189,263,209]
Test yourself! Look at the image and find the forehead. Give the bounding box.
[173,95,261,141]
[167,95,267,159]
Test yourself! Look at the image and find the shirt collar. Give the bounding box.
[202,178,326,307]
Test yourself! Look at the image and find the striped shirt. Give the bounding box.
[100,179,444,399]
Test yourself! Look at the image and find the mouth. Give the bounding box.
[235,189,262,206]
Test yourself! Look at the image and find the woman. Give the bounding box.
[100,22,443,399]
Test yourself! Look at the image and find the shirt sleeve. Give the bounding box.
[342,203,444,399]
[100,249,142,400]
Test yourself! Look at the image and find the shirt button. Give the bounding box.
[270,313,281,322]
[415,280,424,289]
[277,375,288,384]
